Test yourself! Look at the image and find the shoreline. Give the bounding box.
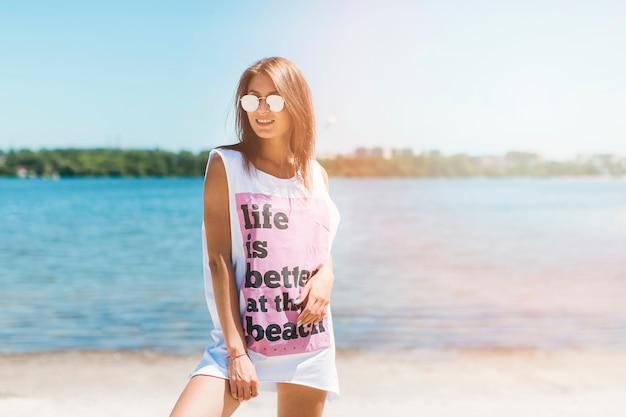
[2,348,626,417]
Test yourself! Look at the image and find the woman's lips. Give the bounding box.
[256,118,274,125]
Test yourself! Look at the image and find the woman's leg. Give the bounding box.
[277,383,327,417]
[170,375,240,417]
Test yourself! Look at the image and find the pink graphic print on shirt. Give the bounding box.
[236,192,331,356]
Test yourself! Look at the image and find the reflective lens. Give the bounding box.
[265,95,285,112]
[240,95,260,112]
[240,94,285,112]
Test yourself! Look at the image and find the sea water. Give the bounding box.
[1,177,625,353]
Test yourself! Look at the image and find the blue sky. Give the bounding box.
[1,0,625,159]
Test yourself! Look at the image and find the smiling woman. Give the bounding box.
[243,74,293,149]
[169,57,340,417]
[233,57,317,188]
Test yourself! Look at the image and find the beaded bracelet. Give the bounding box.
[227,353,248,360]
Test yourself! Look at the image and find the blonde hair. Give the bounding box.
[234,57,316,190]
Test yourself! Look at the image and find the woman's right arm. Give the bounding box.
[204,153,258,401]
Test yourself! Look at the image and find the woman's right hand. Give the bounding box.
[228,354,259,401]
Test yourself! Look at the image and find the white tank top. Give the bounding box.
[195,147,341,399]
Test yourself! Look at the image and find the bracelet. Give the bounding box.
[227,352,248,360]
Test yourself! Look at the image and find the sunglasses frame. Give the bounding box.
[240,94,285,113]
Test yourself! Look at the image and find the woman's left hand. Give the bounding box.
[295,257,335,326]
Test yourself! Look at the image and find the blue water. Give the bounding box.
[1,177,626,353]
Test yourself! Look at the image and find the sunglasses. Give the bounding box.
[240,94,285,112]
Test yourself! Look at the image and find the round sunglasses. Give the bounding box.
[240,94,285,112]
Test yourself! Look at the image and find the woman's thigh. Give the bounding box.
[170,375,240,417]
[277,383,327,417]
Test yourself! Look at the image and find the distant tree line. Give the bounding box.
[0,148,624,178]
[319,152,626,177]
[0,148,210,177]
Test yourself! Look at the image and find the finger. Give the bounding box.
[243,381,256,401]
[237,385,246,402]
[241,386,251,401]
[229,381,238,400]
[300,309,327,326]
[297,310,310,326]
[295,286,310,305]
[251,381,259,398]
[299,302,323,325]
[299,314,319,326]
[300,299,327,322]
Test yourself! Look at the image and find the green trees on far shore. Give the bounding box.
[0,148,210,178]
[0,148,624,178]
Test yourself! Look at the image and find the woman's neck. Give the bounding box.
[253,139,295,178]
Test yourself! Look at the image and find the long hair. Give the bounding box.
[234,57,316,190]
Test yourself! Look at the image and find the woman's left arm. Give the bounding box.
[296,164,335,326]
[295,256,335,326]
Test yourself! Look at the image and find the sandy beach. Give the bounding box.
[1,349,625,416]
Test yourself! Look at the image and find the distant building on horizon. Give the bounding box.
[354,146,415,159]
[392,148,416,157]
[504,151,544,165]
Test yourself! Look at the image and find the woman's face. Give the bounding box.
[244,74,292,142]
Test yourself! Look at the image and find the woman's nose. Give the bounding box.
[257,97,270,112]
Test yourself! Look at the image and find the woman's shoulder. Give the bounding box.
[217,143,244,152]
[306,160,329,192]
[316,162,329,190]
[210,144,246,162]
[205,144,245,177]
[212,143,244,155]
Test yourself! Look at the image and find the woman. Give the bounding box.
[170,57,340,417]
